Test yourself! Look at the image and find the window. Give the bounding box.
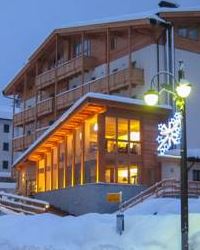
[177,26,199,41]
[193,170,200,181]
[2,161,9,170]
[111,37,117,50]
[3,124,10,133]
[73,39,91,57]
[105,117,141,155]
[3,143,9,151]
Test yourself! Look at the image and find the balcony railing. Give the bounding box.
[37,98,53,117]
[13,134,35,152]
[35,56,96,90]
[56,67,144,110]
[14,107,36,126]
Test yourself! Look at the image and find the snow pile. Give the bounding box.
[1,198,200,249]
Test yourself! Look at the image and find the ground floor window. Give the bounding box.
[105,164,138,184]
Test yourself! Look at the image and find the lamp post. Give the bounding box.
[144,62,191,250]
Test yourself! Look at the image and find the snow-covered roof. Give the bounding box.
[13,92,171,168]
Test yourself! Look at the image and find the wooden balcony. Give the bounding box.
[56,67,144,111]
[14,107,36,127]
[35,56,96,90]
[35,126,49,138]
[37,98,53,118]
[13,134,35,152]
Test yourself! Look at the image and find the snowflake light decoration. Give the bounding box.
[157,112,182,155]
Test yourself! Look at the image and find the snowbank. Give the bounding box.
[1,198,200,249]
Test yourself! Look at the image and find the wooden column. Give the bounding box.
[51,148,54,190]
[57,143,60,189]
[72,131,76,186]
[44,154,47,192]
[128,26,132,93]
[106,28,110,93]
[80,123,85,185]
[36,161,39,193]
[64,136,68,188]
[97,114,105,182]
[81,32,85,95]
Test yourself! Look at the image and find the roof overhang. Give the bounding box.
[13,92,171,169]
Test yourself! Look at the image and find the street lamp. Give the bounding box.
[144,62,191,250]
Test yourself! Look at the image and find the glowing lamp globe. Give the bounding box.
[176,79,192,98]
[144,89,159,106]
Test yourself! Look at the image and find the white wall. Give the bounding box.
[0,119,12,176]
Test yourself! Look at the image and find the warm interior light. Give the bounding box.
[130,132,140,141]
[144,89,159,106]
[93,123,98,132]
[176,79,192,98]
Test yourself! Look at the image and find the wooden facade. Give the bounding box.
[4,19,166,154]
[15,95,169,195]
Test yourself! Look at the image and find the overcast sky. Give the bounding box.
[0,0,199,117]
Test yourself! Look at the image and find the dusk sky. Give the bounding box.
[0,0,199,117]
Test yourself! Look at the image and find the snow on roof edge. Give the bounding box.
[13,92,171,168]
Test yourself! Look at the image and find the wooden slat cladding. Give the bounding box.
[37,98,53,117]
[35,56,96,90]
[13,134,35,152]
[14,107,36,126]
[56,67,144,110]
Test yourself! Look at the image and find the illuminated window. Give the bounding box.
[52,147,58,190]
[106,117,116,139]
[105,117,141,155]
[117,165,138,184]
[38,159,45,192]
[118,118,128,141]
[130,166,138,184]
[66,135,73,186]
[118,167,128,184]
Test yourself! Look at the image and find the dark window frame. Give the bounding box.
[3,142,9,151]
[3,124,10,133]
[2,161,9,170]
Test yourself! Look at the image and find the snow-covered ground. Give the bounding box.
[1,198,200,250]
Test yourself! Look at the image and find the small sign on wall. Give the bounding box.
[106,192,122,203]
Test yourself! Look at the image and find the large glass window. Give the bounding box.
[84,115,97,183]
[105,117,141,155]
[117,165,138,184]
[105,117,116,153]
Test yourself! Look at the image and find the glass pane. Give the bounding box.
[118,141,128,153]
[130,166,138,184]
[118,167,128,184]
[130,142,141,155]
[106,140,116,153]
[188,28,199,40]
[130,120,140,141]
[118,118,128,141]
[85,115,98,160]
[105,117,116,139]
